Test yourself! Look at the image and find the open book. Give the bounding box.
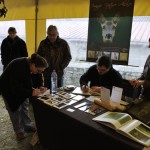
[72,87,100,96]
[92,111,150,147]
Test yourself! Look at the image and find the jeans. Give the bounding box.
[44,75,64,90]
[3,98,34,134]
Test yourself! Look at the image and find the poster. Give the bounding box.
[87,0,134,65]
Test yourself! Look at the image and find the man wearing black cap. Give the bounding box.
[1,27,28,70]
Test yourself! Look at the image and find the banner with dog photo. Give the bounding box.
[87,0,134,65]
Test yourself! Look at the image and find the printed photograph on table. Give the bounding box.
[63,99,77,105]
[85,104,107,115]
[79,104,92,111]
[56,91,76,99]
[44,99,58,106]
[53,102,68,109]
[54,97,65,102]
[87,0,134,65]
[37,95,52,101]
[72,95,85,101]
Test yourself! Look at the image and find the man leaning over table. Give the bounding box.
[0,53,48,141]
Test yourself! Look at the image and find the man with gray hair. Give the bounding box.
[37,25,72,90]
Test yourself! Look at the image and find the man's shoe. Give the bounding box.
[16,132,26,141]
[25,126,36,133]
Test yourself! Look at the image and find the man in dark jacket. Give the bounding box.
[0,53,48,141]
[1,27,28,70]
[37,25,72,89]
[129,55,150,100]
[80,55,123,93]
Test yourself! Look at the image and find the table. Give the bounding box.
[32,98,145,150]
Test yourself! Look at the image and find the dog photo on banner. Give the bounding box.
[87,0,134,65]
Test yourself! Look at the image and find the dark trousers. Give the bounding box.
[44,75,63,91]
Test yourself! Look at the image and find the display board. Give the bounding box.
[87,0,134,65]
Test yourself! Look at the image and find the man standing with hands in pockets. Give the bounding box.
[37,25,72,89]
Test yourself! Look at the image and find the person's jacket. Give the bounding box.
[0,58,33,112]
[37,36,72,78]
[80,64,123,90]
[138,55,150,100]
[143,68,150,100]
[1,36,28,69]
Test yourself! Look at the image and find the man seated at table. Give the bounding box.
[80,55,123,93]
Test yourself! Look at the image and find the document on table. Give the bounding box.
[110,86,123,104]
[38,89,50,97]
[100,87,110,101]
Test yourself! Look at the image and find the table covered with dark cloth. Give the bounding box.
[32,98,145,150]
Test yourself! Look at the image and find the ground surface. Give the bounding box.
[0,96,43,150]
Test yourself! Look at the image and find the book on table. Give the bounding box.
[72,87,100,96]
[92,111,150,147]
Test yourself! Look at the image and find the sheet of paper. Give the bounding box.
[66,108,75,112]
[38,89,50,97]
[100,87,110,101]
[74,102,88,108]
[110,86,123,104]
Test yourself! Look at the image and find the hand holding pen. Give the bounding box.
[90,86,101,93]
[39,86,47,93]
[81,85,89,93]
[32,88,41,96]
[32,87,48,97]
